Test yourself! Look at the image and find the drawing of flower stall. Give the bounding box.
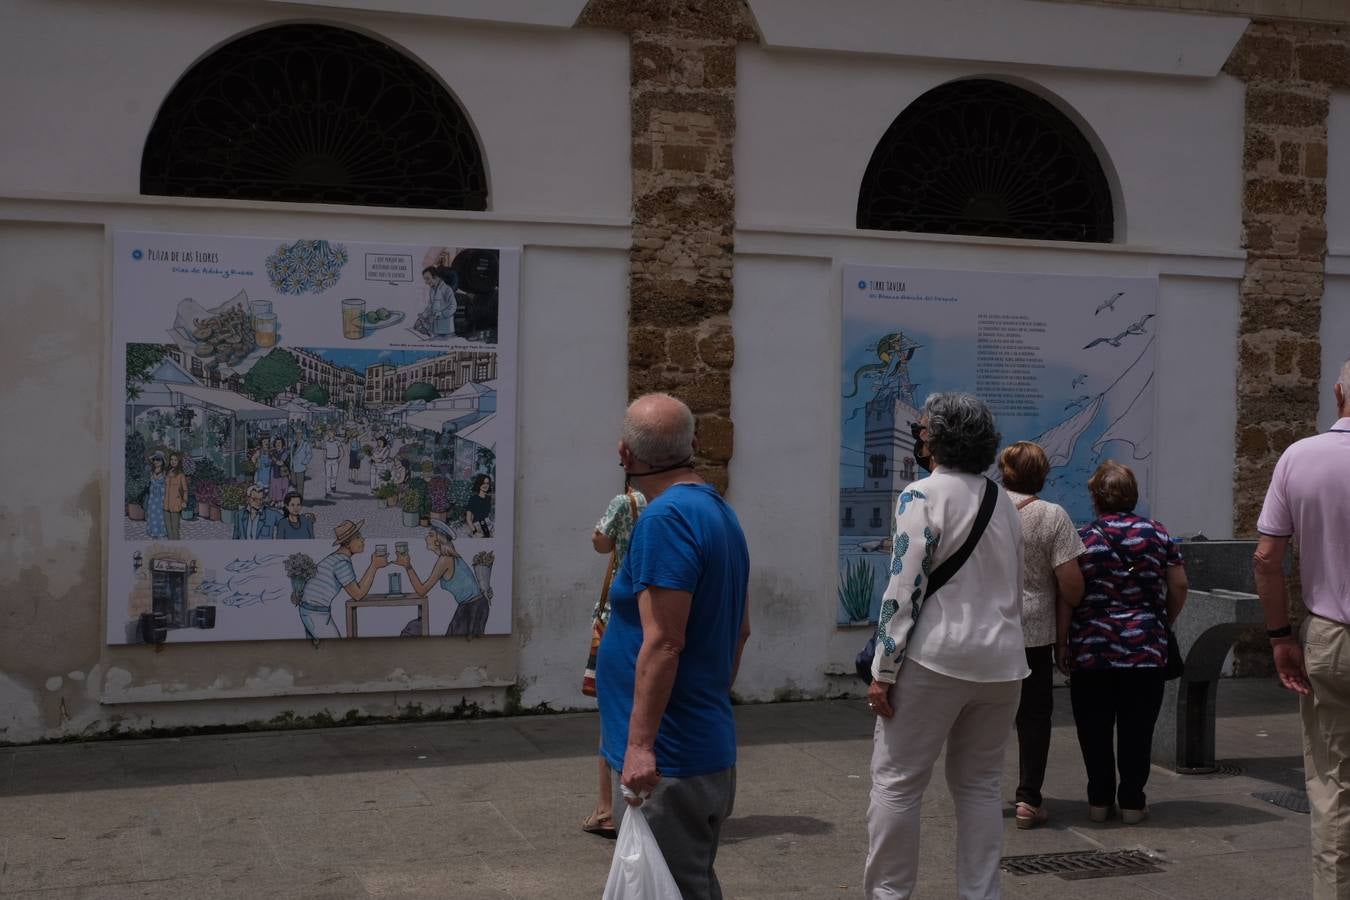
[125,347,289,480]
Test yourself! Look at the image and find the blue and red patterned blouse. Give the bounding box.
[1067,513,1183,671]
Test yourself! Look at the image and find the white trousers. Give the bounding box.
[865,661,1020,900]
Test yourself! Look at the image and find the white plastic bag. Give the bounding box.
[601,805,682,900]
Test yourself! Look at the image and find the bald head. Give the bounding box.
[622,393,696,468]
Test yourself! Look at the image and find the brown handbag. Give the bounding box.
[582,491,639,697]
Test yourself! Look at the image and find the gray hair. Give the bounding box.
[1339,357,1350,396]
[622,393,695,467]
[246,483,268,499]
[923,392,1001,474]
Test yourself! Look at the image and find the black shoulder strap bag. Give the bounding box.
[856,477,999,684]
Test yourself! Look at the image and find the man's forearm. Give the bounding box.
[1255,568,1291,629]
[627,641,680,750]
[1253,539,1292,629]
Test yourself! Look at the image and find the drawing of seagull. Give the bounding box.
[1095,291,1125,315]
[1065,394,1092,410]
[1071,373,1088,388]
[1083,313,1155,349]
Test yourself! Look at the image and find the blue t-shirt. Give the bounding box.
[597,483,749,777]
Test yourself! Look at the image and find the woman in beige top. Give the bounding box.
[999,441,1085,829]
[164,452,189,540]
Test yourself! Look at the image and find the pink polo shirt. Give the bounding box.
[1257,417,1350,625]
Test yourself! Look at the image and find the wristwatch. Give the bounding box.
[1266,624,1293,640]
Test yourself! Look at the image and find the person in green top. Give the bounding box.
[582,486,647,838]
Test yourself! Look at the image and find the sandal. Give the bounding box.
[1015,802,1049,830]
[582,811,617,838]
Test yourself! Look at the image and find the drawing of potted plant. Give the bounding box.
[428,476,450,522]
[838,557,877,625]
[217,482,247,526]
[446,478,473,527]
[396,485,418,528]
[375,483,399,507]
[194,481,219,520]
[125,431,149,521]
[471,550,494,596]
[284,552,318,606]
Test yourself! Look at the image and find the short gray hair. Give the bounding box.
[923,392,1001,474]
[1339,357,1350,396]
[622,393,695,467]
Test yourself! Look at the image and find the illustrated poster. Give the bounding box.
[108,231,518,644]
[838,265,1157,625]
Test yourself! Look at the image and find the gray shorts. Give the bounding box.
[611,765,736,900]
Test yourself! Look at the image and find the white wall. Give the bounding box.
[0,0,1276,736]
[730,43,1245,685]
[1324,92,1350,427]
[0,1,631,741]
[736,46,1245,252]
[0,0,629,219]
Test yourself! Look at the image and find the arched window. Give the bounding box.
[857,79,1113,242]
[142,24,487,211]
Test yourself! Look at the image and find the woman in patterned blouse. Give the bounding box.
[864,393,1027,899]
[1066,461,1188,825]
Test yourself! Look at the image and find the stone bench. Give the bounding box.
[1151,539,1272,773]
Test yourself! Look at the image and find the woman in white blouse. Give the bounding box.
[999,441,1085,830]
[865,392,1027,900]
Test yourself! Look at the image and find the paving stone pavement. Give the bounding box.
[0,680,1313,899]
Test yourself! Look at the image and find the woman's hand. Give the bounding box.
[1055,642,1071,676]
[867,679,895,718]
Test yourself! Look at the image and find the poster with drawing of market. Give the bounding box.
[838,265,1158,626]
[109,231,518,645]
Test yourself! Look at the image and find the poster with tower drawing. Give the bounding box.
[838,265,1158,625]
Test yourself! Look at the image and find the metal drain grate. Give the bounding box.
[1204,762,1246,778]
[1001,850,1163,880]
[1254,789,1310,814]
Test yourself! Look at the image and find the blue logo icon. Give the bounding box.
[131,249,144,260]
[858,280,867,290]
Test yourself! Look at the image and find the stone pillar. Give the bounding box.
[1223,23,1349,671]
[578,1,758,493]
[1223,23,1350,534]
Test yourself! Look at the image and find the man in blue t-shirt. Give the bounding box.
[596,393,751,900]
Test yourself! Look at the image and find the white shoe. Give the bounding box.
[1121,807,1149,825]
[1088,804,1113,823]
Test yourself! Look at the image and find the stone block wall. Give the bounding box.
[579,0,758,492]
[1224,22,1349,535]
[1223,21,1350,670]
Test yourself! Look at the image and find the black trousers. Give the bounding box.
[1068,668,1166,810]
[1015,645,1055,807]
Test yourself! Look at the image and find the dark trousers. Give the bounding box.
[1015,644,1055,807]
[1069,668,1166,810]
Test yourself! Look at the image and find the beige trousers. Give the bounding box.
[865,661,1021,900]
[1302,615,1350,900]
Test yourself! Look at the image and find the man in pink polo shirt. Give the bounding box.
[1254,357,1350,900]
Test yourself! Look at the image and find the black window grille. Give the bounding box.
[857,79,1113,242]
[142,24,487,211]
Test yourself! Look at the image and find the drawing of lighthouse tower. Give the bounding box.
[840,332,924,537]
